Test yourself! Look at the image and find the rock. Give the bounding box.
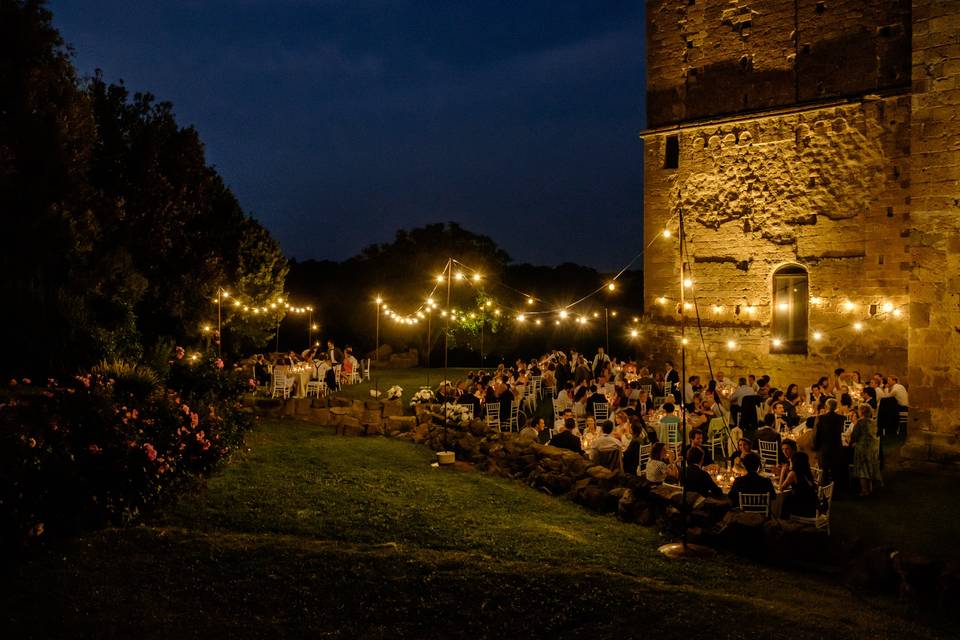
[364,399,384,411]
[530,443,569,459]
[386,416,417,433]
[845,546,899,594]
[382,399,404,417]
[539,472,573,495]
[716,511,767,553]
[309,407,331,424]
[468,419,489,437]
[892,552,943,602]
[574,485,610,512]
[330,397,352,408]
[586,465,617,481]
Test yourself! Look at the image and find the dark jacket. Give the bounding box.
[585,392,608,417]
[622,438,641,475]
[549,430,584,455]
[728,471,776,508]
[813,411,845,469]
[682,464,723,498]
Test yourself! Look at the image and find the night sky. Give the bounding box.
[50,1,647,270]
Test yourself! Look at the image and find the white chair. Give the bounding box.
[790,482,833,534]
[638,444,652,474]
[739,493,771,517]
[593,402,609,422]
[485,402,501,432]
[707,417,728,460]
[898,410,908,436]
[758,439,779,470]
[653,396,666,408]
[271,371,290,399]
[457,404,474,420]
[811,467,825,485]
[508,404,520,432]
[666,422,681,447]
[641,384,653,397]
[362,358,371,381]
[305,379,327,398]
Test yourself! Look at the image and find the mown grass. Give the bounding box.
[0,418,950,639]
[336,367,473,401]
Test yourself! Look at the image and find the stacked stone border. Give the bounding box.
[248,394,959,611]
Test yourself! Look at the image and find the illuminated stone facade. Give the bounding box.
[640,0,960,463]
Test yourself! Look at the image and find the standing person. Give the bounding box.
[813,399,846,491]
[592,347,611,379]
[665,361,680,402]
[850,405,882,497]
[326,340,343,365]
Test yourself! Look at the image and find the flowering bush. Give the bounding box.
[0,351,251,553]
[386,385,403,401]
[409,388,436,406]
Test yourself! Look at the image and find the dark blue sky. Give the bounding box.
[50,1,646,269]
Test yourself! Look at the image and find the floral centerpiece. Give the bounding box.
[410,387,436,406]
[386,385,403,400]
[442,402,473,423]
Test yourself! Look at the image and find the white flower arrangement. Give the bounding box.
[410,387,436,406]
[369,389,382,398]
[387,385,403,400]
[443,402,473,423]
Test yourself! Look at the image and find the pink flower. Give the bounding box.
[181,404,191,415]
[143,443,157,461]
[215,358,224,369]
[8,379,17,386]
[88,444,102,454]
[21,378,31,385]
[175,346,185,361]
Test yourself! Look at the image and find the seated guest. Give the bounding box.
[780,451,818,519]
[556,381,575,406]
[622,422,645,475]
[588,420,623,463]
[729,437,753,470]
[684,428,713,466]
[519,416,550,444]
[682,446,723,498]
[580,415,600,450]
[755,413,784,461]
[659,402,680,425]
[779,439,798,487]
[556,407,575,432]
[549,418,584,454]
[728,452,776,509]
[458,387,482,417]
[585,385,608,416]
[646,442,678,483]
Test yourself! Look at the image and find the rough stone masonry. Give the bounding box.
[639,0,960,464]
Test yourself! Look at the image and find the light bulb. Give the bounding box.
[684,278,693,288]
[663,229,672,238]
[559,310,568,319]
[772,338,782,347]
[727,340,737,349]
[607,283,616,291]
[813,331,822,340]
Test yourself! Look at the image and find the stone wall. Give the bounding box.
[647,0,912,127]
[641,96,911,386]
[903,0,960,463]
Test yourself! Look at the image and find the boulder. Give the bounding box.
[586,465,617,481]
[382,399,404,417]
[309,407,331,424]
[716,510,767,553]
[468,419,490,437]
[386,416,417,433]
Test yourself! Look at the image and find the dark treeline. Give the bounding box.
[1,0,286,376]
[285,222,643,365]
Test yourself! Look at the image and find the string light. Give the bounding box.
[772,338,783,347]
[892,308,902,318]
[662,229,672,238]
[657,297,667,305]
[882,302,893,313]
[630,329,639,337]
[812,331,823,341]
[842,300,856,312]
[607,283,616,291]
[559,310,569,319]
[683,278,693,288]
[853,322,864,331]
[726,340,737,349]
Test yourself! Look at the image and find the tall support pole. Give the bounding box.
[480,310,485,367]
[375,297,382,363]
[604,306,610,354]
[444,258,452,430]
[216,289,223,356]
[426,311,432,387]
[679,201,688,550]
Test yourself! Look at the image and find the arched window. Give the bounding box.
[771,265,808,354]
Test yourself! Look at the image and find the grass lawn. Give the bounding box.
[335,366,473,402]
[0,418,950,639]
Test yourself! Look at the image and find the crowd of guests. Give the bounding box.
[431,347,905,515]
[251,339,361,391]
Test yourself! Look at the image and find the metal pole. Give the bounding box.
[679,197,689,550]
[480,310,485,367]
[444,258,452,428]
[375,299,381,363]
[426,312,432,386]
[217,289,222,356]
[605,306,610,354]
[275,313,281,354]
[308,309,312,349]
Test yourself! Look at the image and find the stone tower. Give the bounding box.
[640,0,959,464]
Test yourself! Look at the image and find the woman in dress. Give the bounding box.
[580,415,599,450]
[780,451,818,519]
[645,442,678,484]
[850,404,882,496]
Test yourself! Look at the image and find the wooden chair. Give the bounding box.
[485,402,501,432]
[739,493,771,517]
[790,482,834,534]
[758,439,779,470]
[638,444,652,475]
[593,402,609,422]
[594,447,623,473]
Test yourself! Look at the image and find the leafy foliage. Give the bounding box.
[0,0,288,376]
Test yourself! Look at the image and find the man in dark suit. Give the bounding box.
[728,452,776,509]
[584,385,608,417]
[665,361,680,403]
[813,398,846,491]
[682,446,723,498]
[549,418,584,455]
